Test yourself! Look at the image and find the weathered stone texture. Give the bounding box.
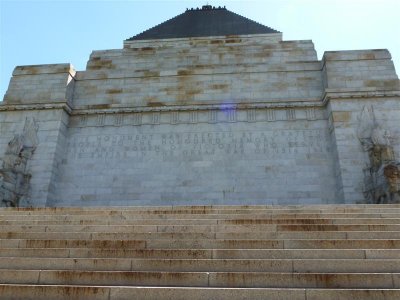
[4,64,76,106]
[73,35,323,108]
[0,117,39,207]
[52,114,336,206]
[323,49,400,90]
[0,31,399,206]
[0,110,70,206]
[326,98,400,203]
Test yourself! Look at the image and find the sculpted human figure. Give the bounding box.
[383,164,400,202]
[357,106,400,204]
[0,118,38,207]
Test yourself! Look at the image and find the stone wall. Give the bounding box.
[323,50,400,203]
[73,34,323,108]
[4,64,75,106]
[0,109,70,206]
[1,64,73,206]
[1,34,399,206]
[51,108,336,206]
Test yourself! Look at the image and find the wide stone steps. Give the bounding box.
[2,238,400,249]
[2,213,400,221]
[1,230,400,239]
[1,257,399,272]
[1,285,399,300]
[2,224,400,233]
[1,269,399,288]
[0,204,400,299]
[2,218,400,225]
[1,248,399,259]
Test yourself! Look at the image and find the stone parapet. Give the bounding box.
[3,64,76,107]
[71,35,323,108]
[322,49,400,90]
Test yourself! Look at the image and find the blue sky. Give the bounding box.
[1,0,399,100]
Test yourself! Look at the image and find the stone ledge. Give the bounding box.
[323,89,400,102]
[323,49,391,62]
[0,103,72,114]
[12,64,76,77]
[123,33,284,47]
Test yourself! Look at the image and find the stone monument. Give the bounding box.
[0,117,39,207]
[1,6,399,207]
[358,106,400,203]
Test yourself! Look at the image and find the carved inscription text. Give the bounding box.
[67,129,331,160]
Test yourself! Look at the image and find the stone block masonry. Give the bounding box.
[1,30,399,206]
[54,112,335,206]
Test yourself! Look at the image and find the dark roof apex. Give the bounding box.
[187,5,226,11]
[127,6,280,41]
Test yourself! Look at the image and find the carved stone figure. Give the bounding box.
[0,117,39,207]
[358,106,400,203]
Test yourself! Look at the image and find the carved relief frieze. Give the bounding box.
[226,109,236,122]
[357,105,400,204]
[132,113,142,126]
[114,114,124,126]
[247,109,257,122]
[171,112,179,124]
[97,114,105,126]
[151,112,160,124]
[189,111,198,123]
[79,115,88,126]
[306,108,316,120]
[70,106,323,127]
[266,109,275,122]
[0,117,39,207]
[286,108,296,121]
[208,110,218,123]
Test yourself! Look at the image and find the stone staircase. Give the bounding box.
[0,204,399,299]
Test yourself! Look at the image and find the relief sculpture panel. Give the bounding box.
[358,106,400,203]
[0,118,39,207]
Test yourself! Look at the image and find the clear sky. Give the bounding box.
[1,0,399,100]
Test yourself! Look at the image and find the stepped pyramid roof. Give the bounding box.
[127,5,280,41]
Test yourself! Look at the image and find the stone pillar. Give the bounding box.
[323,50,400,203]
[0,64,75,206]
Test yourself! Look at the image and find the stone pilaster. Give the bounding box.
[0,64,75,206]
[323,50,400,203]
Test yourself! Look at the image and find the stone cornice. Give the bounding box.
[322,89,400,103]
[0,103,73,114]
[1,90,398,117]
[70,101,324,116]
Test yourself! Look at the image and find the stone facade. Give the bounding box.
[1,30,399,206]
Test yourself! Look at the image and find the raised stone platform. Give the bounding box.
[0,204,399,299]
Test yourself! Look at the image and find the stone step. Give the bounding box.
[3,204,399,210]
[2,206,400,215]
[2,224,400,233]
[2,238,400,249]
[278,224,400,231]
[1,285,399,300]
[0,257,399,273]
[1,248,399,259]
[0,270,398,288]
[226,218,400,225]
[0,239,146,249]
[1,205,400,298]
[2,212,400,221]
[1,217,400,226]
[1,230,399,240]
